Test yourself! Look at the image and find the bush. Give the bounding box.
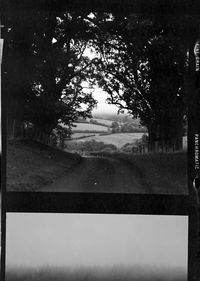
[65,140,117,153]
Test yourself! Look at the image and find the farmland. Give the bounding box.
[67,120,145,149]
[69,132,144,148]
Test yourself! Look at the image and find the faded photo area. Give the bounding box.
[6,213,188,281]
[5,9,188,194]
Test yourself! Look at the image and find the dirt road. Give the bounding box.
[40,155,164,193]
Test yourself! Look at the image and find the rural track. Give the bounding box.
[39,155,154,193]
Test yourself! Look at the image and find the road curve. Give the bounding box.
[39,156,154,193]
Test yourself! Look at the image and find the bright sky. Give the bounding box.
[6,213,188,272]
[83,47,119,115]
[92,87,119,114]
[82,83,119,114]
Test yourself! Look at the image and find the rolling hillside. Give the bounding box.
[72,132,144,148]
[67,119,146,148]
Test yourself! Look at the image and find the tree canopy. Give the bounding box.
[89,13,188,145]
[5,9,99,136]
[4,8,196,144]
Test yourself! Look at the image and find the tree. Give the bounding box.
[111,121,120,133]
[5,9,99,138]
[91,13,187,146]
[4,7,40,138]
[24,11,100,135]
[4,10,189,144]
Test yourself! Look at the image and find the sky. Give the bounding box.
[6,213,188,271]
[83,47,120,115]
[82,82,119,115]
[91,87,119,114]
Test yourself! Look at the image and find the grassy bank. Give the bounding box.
[91,151,188,194]
[7,140,81,191]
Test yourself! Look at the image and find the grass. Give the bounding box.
[6,266,187,281]
[7,140,81,191]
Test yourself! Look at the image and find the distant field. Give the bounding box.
[67,132,144,148]
[72,123,109,132]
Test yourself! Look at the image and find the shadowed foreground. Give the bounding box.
[40,152,187,194]
[7,141,187,194]
[7,140,81,191]
[6,266,187,281]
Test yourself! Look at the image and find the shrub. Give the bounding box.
[65,140,117,153]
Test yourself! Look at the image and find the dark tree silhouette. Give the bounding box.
[5,9,98,137]
[90,14,187,147]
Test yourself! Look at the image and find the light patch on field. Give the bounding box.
[74,133,144,148]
